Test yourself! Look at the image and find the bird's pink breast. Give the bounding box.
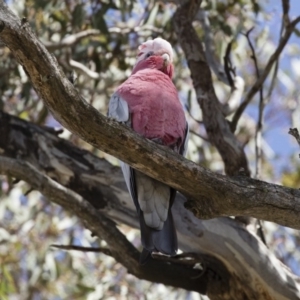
[117,69,186,148]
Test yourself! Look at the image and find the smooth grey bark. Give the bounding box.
[0,112,299,300]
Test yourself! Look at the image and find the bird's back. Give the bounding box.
[117,69,186,148]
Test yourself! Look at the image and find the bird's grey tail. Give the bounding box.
[139,209,177,264]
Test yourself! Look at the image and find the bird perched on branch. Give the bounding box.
[108,38,189,263]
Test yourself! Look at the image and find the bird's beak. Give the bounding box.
[162,53,170,67]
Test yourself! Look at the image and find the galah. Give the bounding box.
[108,38,189,263]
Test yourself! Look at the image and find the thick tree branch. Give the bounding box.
[173,0,249,177]
[1,2,300,230]
[1,1,300,298]
[1,111,300,299]
[242,28,264,179]
[281,0,290,25]
[0,156,140,268]
[0,155,211,294]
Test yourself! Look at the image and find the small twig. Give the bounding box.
[242,28,259,79]
[151,252,202,266]
[289,128,300,146]
[187,112,203,125]
[231,15,300,132]
[44,29,101,51]
[185,102,203,124]
[223,76,245,116]
[190,129,209,142]
[40,127,64,136]
[69,59,100,80]
[288,128,300,158]
[51,244,112,256]
[197,9,230,86]
[262,0,290,107]
[281,0,290,25]
[24,187,34,196]
[242,27,264,179]
[223,40,235,88]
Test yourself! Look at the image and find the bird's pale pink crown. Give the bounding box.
[132,38,174,78]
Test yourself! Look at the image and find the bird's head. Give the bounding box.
[132,38,174,78]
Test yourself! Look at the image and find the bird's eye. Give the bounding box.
[146,51,154,58]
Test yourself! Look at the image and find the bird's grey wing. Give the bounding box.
[107,93,137,207]
[135,170,170,230]
[120,162,141,213]
[121,122,188,231]
[122,158,170,232]
[107,92,130,124]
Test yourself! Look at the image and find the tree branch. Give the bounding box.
[51,244,113,255]
[1,1,300,230]
[69,58,101,80]
[0,155,211,294]
[223,40,235,88]
[242,27,264,179]
[281,0,290,24]
[173,0,250,177]
[289,128,300,148]
[0,156,140,268]
[43,26,163,51]
[223,76,244,116]
[196,9,230,86]
[1,110,300,299]
[231,15,300,132]
[43,29,102,51]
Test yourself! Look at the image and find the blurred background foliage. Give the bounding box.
[1,0,300,299]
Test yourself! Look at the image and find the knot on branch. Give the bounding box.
[185,200,201,217]
[184,196,217,220]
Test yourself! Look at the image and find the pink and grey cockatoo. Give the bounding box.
[108,38,189,263]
